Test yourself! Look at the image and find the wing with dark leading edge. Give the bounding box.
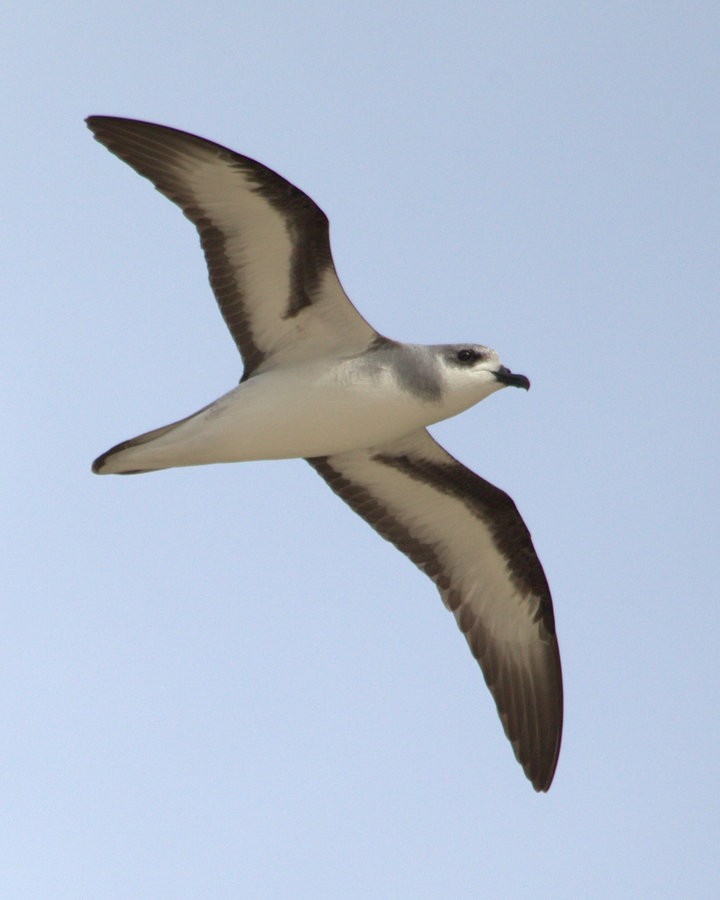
[308,428,563,791]
[86,116,379,378]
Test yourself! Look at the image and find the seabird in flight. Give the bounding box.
[87,116,563,791]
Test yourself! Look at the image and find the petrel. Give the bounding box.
[87,116,563,791]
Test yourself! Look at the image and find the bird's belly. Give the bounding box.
[188,370,441,461]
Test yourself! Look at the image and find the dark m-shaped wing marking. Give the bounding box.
[86,116,379,378]
[308,428,563,791]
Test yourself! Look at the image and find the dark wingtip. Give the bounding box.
[531,763,558,793]
[522,747,560,793]
[85,114,107,132]
[525,705,562,793]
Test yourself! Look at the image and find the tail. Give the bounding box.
[92,418,191,474]
[91,393,226,474]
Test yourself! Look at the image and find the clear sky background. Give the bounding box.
[3,3,719,897]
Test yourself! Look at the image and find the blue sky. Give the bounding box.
[4,2,719,897]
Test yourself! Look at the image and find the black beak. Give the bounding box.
[494,366,531,391]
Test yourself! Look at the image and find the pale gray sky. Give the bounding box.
[3,2,719,897]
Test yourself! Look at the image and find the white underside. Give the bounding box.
[98,355,503,474]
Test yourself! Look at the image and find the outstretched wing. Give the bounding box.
[308,428,563,791]
[87,116,380,378]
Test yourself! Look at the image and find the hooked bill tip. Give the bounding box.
[495,366,531,391]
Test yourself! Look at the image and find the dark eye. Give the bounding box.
[457,348,477,363]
